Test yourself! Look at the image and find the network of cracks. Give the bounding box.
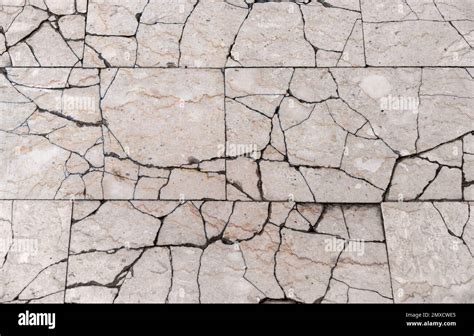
[1,0,473,304]
[1,200,472,303]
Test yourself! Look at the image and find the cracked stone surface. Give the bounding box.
[0,200,470,303]
[382,202,473,303]
[1,0,472,67]
[1,0,473,304]
[0,201,71,303]
[224,67,473,202]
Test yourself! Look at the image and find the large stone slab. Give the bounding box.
[101,68,225,200]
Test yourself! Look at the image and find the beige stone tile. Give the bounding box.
[382,202,473,303]
[224,67,473,202]
[0,68,103,199]
[365,21,474,66]
[0,4,85,67]
[0,201,71,303]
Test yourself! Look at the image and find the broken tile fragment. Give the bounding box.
[365,21,474,66]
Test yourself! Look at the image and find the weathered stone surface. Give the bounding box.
[285,102,347,167]
[418,167,462,200]
[240,224,284,299]
[1,0,472,67]
[102,69,224,167]
[114,248,172,303]
[331,68,421,155]
[382,202,473,303]
[157,202,206,246]
[199,241,261,303]
[180,1,248,67]
[228,3,315,67]
[70,201,161,253]
[0,201,71,302]
[332,242,392,299]
[365,21,474,66]
[1,0,473,306]
[0,133,70,199]
[168,247,201,303]
[86,0,147,36]
[0,68,103,199]
[343,205,384,241]
[67,248,142,290]
[301,167,384,203]
[1,199,468,303]
[341,135,397,189]
[301,2,364,66]
[387,158,438,201]
[276,229,342,303]
[223,202,269,241]
[0,4,85,67]
[260,161,314,202]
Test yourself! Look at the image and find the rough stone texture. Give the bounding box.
[1,0,472,304]
[365,21,473,66]
[11,66,471,201]
[0,201,71,303]
[0,199,468,303]
[61,201,397,303]
[0,0,472,67]
[382,202,473,303]
[0,68,103,199]
[223,67,473,202]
